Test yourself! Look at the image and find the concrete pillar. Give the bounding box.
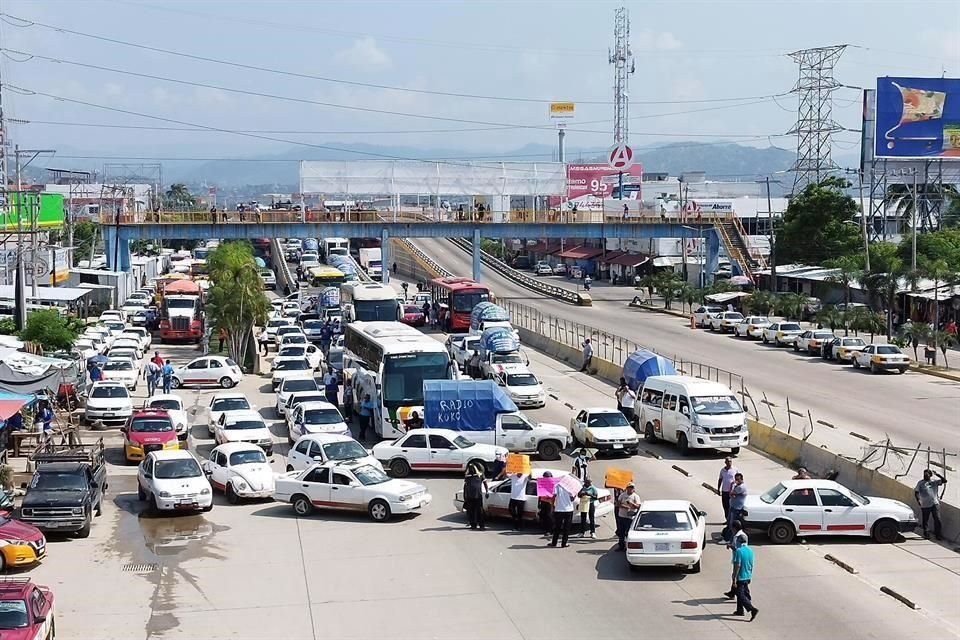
[706,228,721,285]
[472,228,482,281]
[103,225,116,270]
[381,227,390,285]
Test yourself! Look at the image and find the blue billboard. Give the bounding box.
[875,77,960,159]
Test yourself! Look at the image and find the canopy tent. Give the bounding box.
[622,350,677,392]
[0,351,81,395]
[0,390,35,419]
[705,291,752,303]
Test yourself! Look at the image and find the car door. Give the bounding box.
[207,358,226,384]
[498,414,533,451]
[660,393,678,440]
[397,433,431,469]
[301,467,333,508]
[290,406,305,440]
[329,470,364,511]
[780,487,823,533]
[573,411,588,442]
[290,438,313,469]
[139,456,154,493]
[182,358,209,385]
[428,434,462,470]
[816,487,867,534]
[487,480,512,517]
[857,345,873,367]
[209,450,230,491]
[306,345,321,369]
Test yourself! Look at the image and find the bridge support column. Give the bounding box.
[472,228,481,281]
[706,229,721,286]
[380,227,390,285]
[103,226,131,272]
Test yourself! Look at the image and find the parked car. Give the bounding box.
[271,358,314,391]
[733,316,770,339]
[100,359,139,390]
[286,401,349,442]
[205,392,255,436]
[534,262,553,276]
[761,322,803,346]
[372,428,508,478]
[203,443,275,503]
[137,450,213,513]
[213,410,274,455]
[0,578,55,639]
[693,305,722,328]
[794,330,835,354]
[569,408,639,455]
[709,311,744,333]
[0,517,46,571]
[84,381,133,425]
[625,500,706,573]
[277,344,322,370]
[286,433,382,472]
[144,394,189,442]
[852,344,909,374]
[826,336,867,362]
[553,263,567,275]
[275,376,321,415]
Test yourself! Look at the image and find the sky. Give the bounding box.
[1,0,958,168]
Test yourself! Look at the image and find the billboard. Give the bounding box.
[566,163,643,201]
[875,77,960,159]
[549,102,575,119]
[0,193,66,231]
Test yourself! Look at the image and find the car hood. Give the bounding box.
[534,422,568,437]
[231,464,276,491]
[303,422,349,435]
[585,426,637,440]
[742,495,768,509]
[693,413,745,428]
[22,489,87,509]
[152,476,209,492]
[381,479,427,496]
[865,496,914,515]
[128,431,177,445]
[222,428,271,442]
[86,398,131,409]
[505,385,542,397]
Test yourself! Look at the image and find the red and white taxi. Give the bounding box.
[0,578,55,640]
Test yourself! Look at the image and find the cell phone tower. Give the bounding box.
[787,45,847,193]
[608,6,635,145]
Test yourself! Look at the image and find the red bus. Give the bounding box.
[429,277,492,332]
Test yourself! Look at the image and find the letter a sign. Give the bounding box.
[608,144,634,170]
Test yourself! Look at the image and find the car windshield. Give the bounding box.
[876,345,900,354]
[692,395,742,415]
[323,440,369,461]
[303,320,323,330]
[225,419,264,431]
[212,398,250,412]
[277,327,299,336]
[304,408,344,424]
[780,323,802,331]
[634,510,693,531]
[275,360,310,371]
[104,361,133,371]
[724,313,743,320]
[507,374,538,386]
[91,385,129,399]
[760,483,788,504]
[31,471,88,491]
[841,338,866,346]
[284,379,319,392]
[492,353,523,364]
[268,319,289,328]
[131,419,173,433]
[280,347,306,357]
[149,399,181,411]
[154,459,202,479]
[283,335,307,344]
[290,394,325,408]
[354,464,390,486]
[404,305,421,314]
[0,600,29,629]
[453,435,475,448]
[587,412,629,427]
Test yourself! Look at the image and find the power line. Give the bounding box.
[0,12,791,106]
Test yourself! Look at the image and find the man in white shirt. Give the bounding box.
[548,482,576,548]
[717,457,738,521]
[508,473,528,530]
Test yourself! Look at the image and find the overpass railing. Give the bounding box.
[395,239,453,279]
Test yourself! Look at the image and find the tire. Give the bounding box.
[368,499,391,522]
[170,377,182,389]
[768,519,796,544]
[226,483,240,505]
[76,517,91,539]
[151,495,161,515]
[792,343,799,352]
[730,447,741,456]
[689,557,702,574]
[774,337,781,347]
[537,440,561,461]
[292,494,314,517]
[872,519,899,544]
[0,551,5,572]
[644,422,658,443]
[137,483,146,501]
[219,376,235,389]
[898,368,906,375]
[390,458,411,478]
[95,499,103,517]
[286,465,294,472]
[853,359,860,369]
[870,363,878,374]
[762,335,768,344]
[677,433,690,456]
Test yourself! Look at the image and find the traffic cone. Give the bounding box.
[690,315,696,330]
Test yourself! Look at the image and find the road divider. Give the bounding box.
[644,449,663,460]
[671,465,691,477]
[824,554,858,574]
[701,482,720,496]
[880,586,919,609]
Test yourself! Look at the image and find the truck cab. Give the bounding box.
[160,294,204,343]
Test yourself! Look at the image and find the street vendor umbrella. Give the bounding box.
[89,354,108,366]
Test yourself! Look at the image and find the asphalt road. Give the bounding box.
[410,238,960,502]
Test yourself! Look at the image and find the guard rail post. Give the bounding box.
[472,229,482,281]
[382,228,392,285]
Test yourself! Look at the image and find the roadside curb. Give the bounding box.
[880,586,919,609]
[910,364,960,383]
[824,554,858,574]
[701,482,720,496]
[671,464,690,477]
[644,448,663,460]
[628,302,688,319]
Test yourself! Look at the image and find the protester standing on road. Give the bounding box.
[429,304,438,329]
[323,370,339,408]
[915,469,947,540]
[732,536,759,621]
[144,360,161,397]
[463,462,488,531]
[401,282,409,300]
[580,339,593,373]
[161,360,175,394]
[549,480,575,547]
[358,394,375,440]
[615,482,641,550]
[726,473,748,541]
[578,478,598,538]
[151,352,164,368]
[615,379,636,422]
[320,321,333,354]
[342,384,353,421]
[725,520,749,599]
[89,362,103,383]
[508,472,528,530]
[538,471,554,536]
[615,378,629,413]
[571,448,590,483]
[717,457,738,521]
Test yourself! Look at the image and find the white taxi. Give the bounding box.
[270,358,314,391]
[277,344,323,371]
[692,305,722,328]
[570,408,640,455]
[761,321,803,346]
[625,500,706,573]
[100,359,139,390]
[742,479,918,544]
[709,311,744,333]
[274,460,431,522]
[372,428,508,478]
[137,450,213,513]
[203,443,275,503]
[213,410,274,455]
[733,316,770,339]
[794,330,835,354]
[853,344,909,374]
[287,401,349,442]
[144,393,189,443]
[829,336,867,362]
[286,433,382,472]
[275,376,321,416]
[497,369,546,409]
[205,392,255,436]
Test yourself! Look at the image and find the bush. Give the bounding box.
[19,310,79,351]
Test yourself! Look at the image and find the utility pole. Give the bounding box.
[911,168,918,273]
[608,6,634,145]
[766,176,777,289]
[12,146,55,307]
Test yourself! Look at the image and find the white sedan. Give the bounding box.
[271,358,314,391]
[709,311,744,333]
[137,450,213,513]
[762,321,803,346]
[693,305,722,328]
[852,344,909,374]
[277,344,322,370]
[100,359,139,390]
[742,479,918,544]
[280,390,327,424]
[274,460,431,521]
[625,500,706,573]
[287,401,349,442]
[498,370,546,409]
[372,428,508,478]
[829,336,867,362]
[733,316,770,339]
[213,409,274,455]
[794,330,835,354]
[205,392,255,436]
[203,443,275,503]
[570,408,640,455]
[145,394,189,442]
[286,433,382,472]
[275,376,321,416]
[172,356,243,389]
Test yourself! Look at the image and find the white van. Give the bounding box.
[634,375,748,455]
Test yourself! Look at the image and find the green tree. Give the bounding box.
[164,183,198,210]
[935,331,956,368]
[898,228,960,272]
[824,254,865,307]
[19,310,78,351]
[776,177,862,265]
[678,282,698,314]
[205,242,271,364]
[744,290,775,315]
[861,242,920,339]
[73,220,99,262]
[0,317,16,335]
[898,321,931,362]
[884,183,959,232]
[773,292,806,321]
[816,306,844,333]
[650,272,684,309]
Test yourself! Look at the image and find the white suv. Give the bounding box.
[137,450,213,513]
[85,381,133,425]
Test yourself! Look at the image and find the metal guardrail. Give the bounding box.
[395,239,453,279]
[271,239,296,294]
[448,238,590,306]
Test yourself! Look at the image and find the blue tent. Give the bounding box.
[479,327,517,354]
[622,350,676,391]
[423,380,517,432]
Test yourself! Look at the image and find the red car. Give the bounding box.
[121,409,180,463]
[0,518,46,572]
[0,578,55,640]
[401,305,426,327]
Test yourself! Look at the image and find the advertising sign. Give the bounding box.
[549,102,576,119]
[608,144,635,170]
[0,193,66,232]
[875,77,960,159]
[566,163,643,201]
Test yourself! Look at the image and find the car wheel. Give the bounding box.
[762,335,768,344]
[774,337,781,346]
[644,422,658,443]
[76,517,91,539]
[768,520,796,544]
[853,359,860,369]
[898,368,906,375]
[286,464,294,472]
[871,363,879,374]
[537,440,561,461]
[677,433,690,455]
[292,494,314,517]
[872,518,899,544]
[390,458,411,478]
[151,495,161,514]
[688,557,702,574]
[170,377,182,389]
[368,499,391,522]
[226,483,240,505]
[792,342,799,352]
[219,377,235,389]
[0,553,5,572]
[137,483,146,501]
[730,447,741,456]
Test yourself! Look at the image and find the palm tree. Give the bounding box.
[935,331,957,369]
[861,243,914,339]
[884,183,960,232]
[745,290,775,315]
[898,321,931,362]
[205,242,271,364]
[774,293,806,321]
[164,183,197,210]
[921,258,957,366]
[654,272,684,310]
[678,282,698,314]
[824,255,864,307]
[816,306,843,333]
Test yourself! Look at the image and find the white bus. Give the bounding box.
[344,321,456,438]
[322,237,350,260]
[341,282,400,323]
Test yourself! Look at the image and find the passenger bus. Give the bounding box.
[309,266,345,288]
[429,277,492,332]
[322,237,350,261]
[340,282,400,323]
[344,321,456,438]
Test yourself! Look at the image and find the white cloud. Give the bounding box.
[634,30,683,51]
[193,87,231,107]
[671,78,704,101]
[335,37,392,72]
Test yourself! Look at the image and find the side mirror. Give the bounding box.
[681,407,689,416]
[698,510,707,517]
[143,472,153,480]
[350,481,361,488]
[120,427,128,434]
[201,461,212,474]
[312,455,322,461]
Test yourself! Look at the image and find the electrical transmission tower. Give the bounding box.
[608,6,635,145]
[787,45,847,193]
